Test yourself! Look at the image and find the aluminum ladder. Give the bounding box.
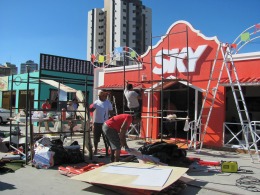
[222,44,259,162]
[189,43,259,162]
[189,43,223,150]
[112,96,118,115]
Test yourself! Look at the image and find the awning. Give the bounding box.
[96,83,143,90]
[220,77,260,86]
[40,79,77,92]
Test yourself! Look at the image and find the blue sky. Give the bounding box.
[0,0,259,72]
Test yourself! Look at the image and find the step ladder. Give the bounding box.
[189,43,259,162]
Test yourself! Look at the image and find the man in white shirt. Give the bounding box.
[89,90,113,155]
[124,81,142,118]
[67,100,75,118]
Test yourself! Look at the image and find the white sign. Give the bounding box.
[102,165,172,187]
[153,45,207,74]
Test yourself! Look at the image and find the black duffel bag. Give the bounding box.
[49,139,68,165]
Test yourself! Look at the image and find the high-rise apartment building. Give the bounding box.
[0,62,17,75]
[0,64,11,76]
[20,60,38,74]
[87,0,152,64]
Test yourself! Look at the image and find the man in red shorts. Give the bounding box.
[102,114,140,162]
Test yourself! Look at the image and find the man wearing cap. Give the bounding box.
[89,90,113,155]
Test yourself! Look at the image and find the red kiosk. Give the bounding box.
[93,20,260,151]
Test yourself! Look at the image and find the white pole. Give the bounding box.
[146,91,151,141]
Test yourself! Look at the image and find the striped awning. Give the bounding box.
[220,77,260,86]
[40,79,77,92]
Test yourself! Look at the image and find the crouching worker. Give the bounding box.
[102,114,140,162]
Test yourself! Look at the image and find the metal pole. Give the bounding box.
[84,77,92,160]
[29,90,34,163]
[150,32,154,141]
[9,74,14,150]
[160,49,164,141]
[185,26,190,142]
[186,26,190,118]
[123,51,126,113]
[25,65,30,164]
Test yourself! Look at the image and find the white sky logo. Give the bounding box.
[152,45,208,74]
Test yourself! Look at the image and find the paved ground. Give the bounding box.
[1,123,260,195]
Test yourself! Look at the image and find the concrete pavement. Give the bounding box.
[1,123,260,195]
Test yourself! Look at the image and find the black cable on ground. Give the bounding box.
[236,175,260,192]
[186,183,244,195]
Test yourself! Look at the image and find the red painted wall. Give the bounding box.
[100,21,260,148]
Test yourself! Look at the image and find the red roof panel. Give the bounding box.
[220,77,260,84]
[96,83,142,90]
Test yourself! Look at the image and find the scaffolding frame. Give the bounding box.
[8,66,93,164]
[119,26,191,142]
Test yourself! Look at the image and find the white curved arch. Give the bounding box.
[232,23,260,54]
[90,46,142,68]
[233,25,257,44]
[235,35,260,54]
[142,20,220,58]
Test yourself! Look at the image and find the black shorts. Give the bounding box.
[93,123,103,144]
[130,107,141,119]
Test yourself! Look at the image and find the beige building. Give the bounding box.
[0,62,17,76]
[87,0,152,64]
[20,60,38,74]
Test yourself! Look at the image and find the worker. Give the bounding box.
[42,99,51,115]
[72,98,79,110]
[124,81,142,118]
[102,113,140,162]
[51,96,59,110]
[41,99,51,131]
[89,90,113,155]
[67,100,75,119]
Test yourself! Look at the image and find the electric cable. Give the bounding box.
[236,175,260,192]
